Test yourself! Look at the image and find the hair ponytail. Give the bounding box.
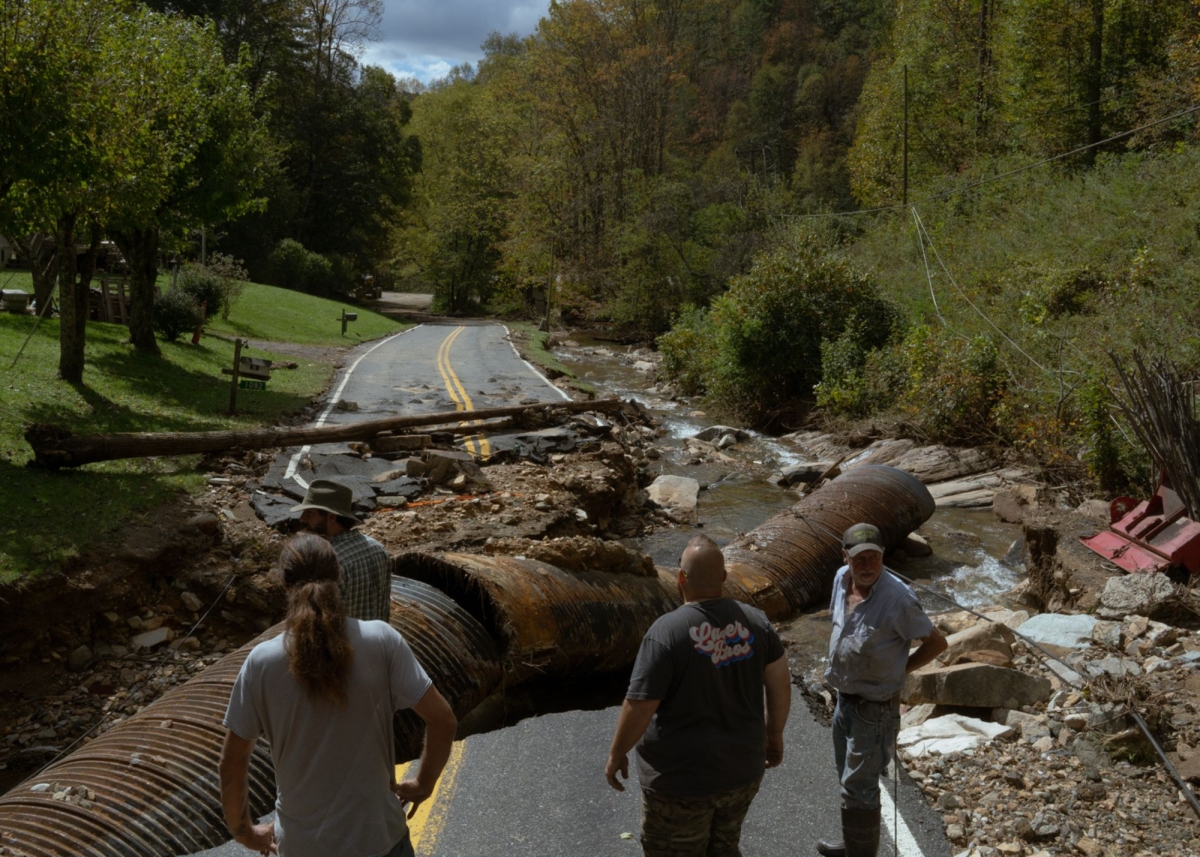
[279,534,353,704]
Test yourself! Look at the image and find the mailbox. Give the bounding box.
[339,309,358,336]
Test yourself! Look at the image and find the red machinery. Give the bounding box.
[1082,470,1200,575]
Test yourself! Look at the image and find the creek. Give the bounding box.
[558,337,1025,677]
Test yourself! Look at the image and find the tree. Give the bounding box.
[103,7,272,354]
[400,77,512,313]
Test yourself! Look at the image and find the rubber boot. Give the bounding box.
[815,834,845,856]
[841,806,881,857]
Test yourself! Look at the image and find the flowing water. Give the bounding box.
[558,337,1025,677]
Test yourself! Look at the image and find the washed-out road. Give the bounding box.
[199,322,951,857]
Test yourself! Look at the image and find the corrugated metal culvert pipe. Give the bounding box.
[723,464,936,618]
[0,465,933,855]
[395,552,680,684]
[0,579,504,856]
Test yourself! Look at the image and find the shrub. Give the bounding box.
[176,254,251,320]
[205,253,249,320]
[703,235,899,423]
[176,263,226,318]
[267,238,336,295]
[658,305,719,397]
[901,326,1005,444]
[154,289,203,343]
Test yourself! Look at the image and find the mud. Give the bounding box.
[0,417,668,791]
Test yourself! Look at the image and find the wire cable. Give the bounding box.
[910,206,945,326]
[912,207,1049,373]
[784,103,1200,220]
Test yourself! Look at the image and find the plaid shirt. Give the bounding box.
[330,530,391,621]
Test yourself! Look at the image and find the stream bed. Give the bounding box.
[558,337,1026,678]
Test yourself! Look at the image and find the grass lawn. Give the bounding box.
[506,322,595,397]
[0,277,407,586]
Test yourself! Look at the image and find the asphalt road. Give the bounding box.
[200,322,952,857]
[258,321,570,509]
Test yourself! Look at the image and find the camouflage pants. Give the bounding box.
[639,777,762,857]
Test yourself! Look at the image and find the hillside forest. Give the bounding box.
[3,0,1200,494]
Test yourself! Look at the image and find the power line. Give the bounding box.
[785,103,1200,221]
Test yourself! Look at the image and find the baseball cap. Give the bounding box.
[842,523,884,557]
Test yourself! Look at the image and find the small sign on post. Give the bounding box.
[223,344,272,412]
[339,309,358,336]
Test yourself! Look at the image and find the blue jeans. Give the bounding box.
[832,693,900,810]
[383,831,415,857]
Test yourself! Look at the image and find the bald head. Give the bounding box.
[679,535,726,599]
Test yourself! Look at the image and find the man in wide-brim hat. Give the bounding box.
[292,479,392,622]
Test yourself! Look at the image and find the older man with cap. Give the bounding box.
[817,523,946,857]
[292,478,392,622]
[606,534,791,857]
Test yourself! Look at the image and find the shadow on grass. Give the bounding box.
[18,340,315,437]
[0,459,194,587]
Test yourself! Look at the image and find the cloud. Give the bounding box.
[361,0,549,81]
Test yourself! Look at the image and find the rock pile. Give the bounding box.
[894,606,1200,856]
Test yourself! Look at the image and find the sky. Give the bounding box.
[359,0,551,83]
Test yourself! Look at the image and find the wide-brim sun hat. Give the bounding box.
[290,479,359,521]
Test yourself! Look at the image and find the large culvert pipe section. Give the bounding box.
[0,465,933,855]
[0,579,503,857]
[396,553,680,684]
[723,464,936,618]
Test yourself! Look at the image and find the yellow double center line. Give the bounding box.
[435,326,491,459]
[395,742,466,851]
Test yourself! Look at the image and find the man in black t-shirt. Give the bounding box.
[605,535,792,856]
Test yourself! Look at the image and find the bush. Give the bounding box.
[205,253,249,320]
[691,233,898,424]
[175,254,250,320]
[901,326,1005,444]
[154,289,203,343]
[267,239,336,295]
[658,305,719,397]
[176,263,226,318]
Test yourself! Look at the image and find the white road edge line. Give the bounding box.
[881,778,926,856]
[283,325,423,489]
[502,324,572,401]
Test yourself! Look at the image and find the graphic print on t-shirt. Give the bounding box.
[689,620,756,667]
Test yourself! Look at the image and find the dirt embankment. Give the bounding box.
[0,416,675,790]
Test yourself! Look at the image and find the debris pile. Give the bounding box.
[891,607,1200,856]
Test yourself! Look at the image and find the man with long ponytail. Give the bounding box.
[219,533,457,856]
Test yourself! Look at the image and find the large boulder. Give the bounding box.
[1097,573,1178,619]
[646,475,700,524]
[771,461,838,487]
[693,425,751,444]
[897,714,1015,758]
[1017,613,1097,649]
[939,620,1017,666]
[902,663,1052,709]
[887,445,993,483]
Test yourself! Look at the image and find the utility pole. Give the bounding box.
[903,65,909,207]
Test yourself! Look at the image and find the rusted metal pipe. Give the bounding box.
[396,552,680,684]
[0,579,503,856]
[723,464,936,618]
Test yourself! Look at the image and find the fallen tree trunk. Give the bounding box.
[26,398,643,469]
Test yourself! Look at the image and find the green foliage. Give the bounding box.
[176,264,227,318]
[658,231,898,424]
[204,253,250,319]
[900,327,1004,444]
[267,239,337,295]
[814,320,906,417]
[658,306,719,397]
[154,289,204,342]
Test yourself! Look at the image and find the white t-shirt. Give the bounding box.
[224,619,433,857]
